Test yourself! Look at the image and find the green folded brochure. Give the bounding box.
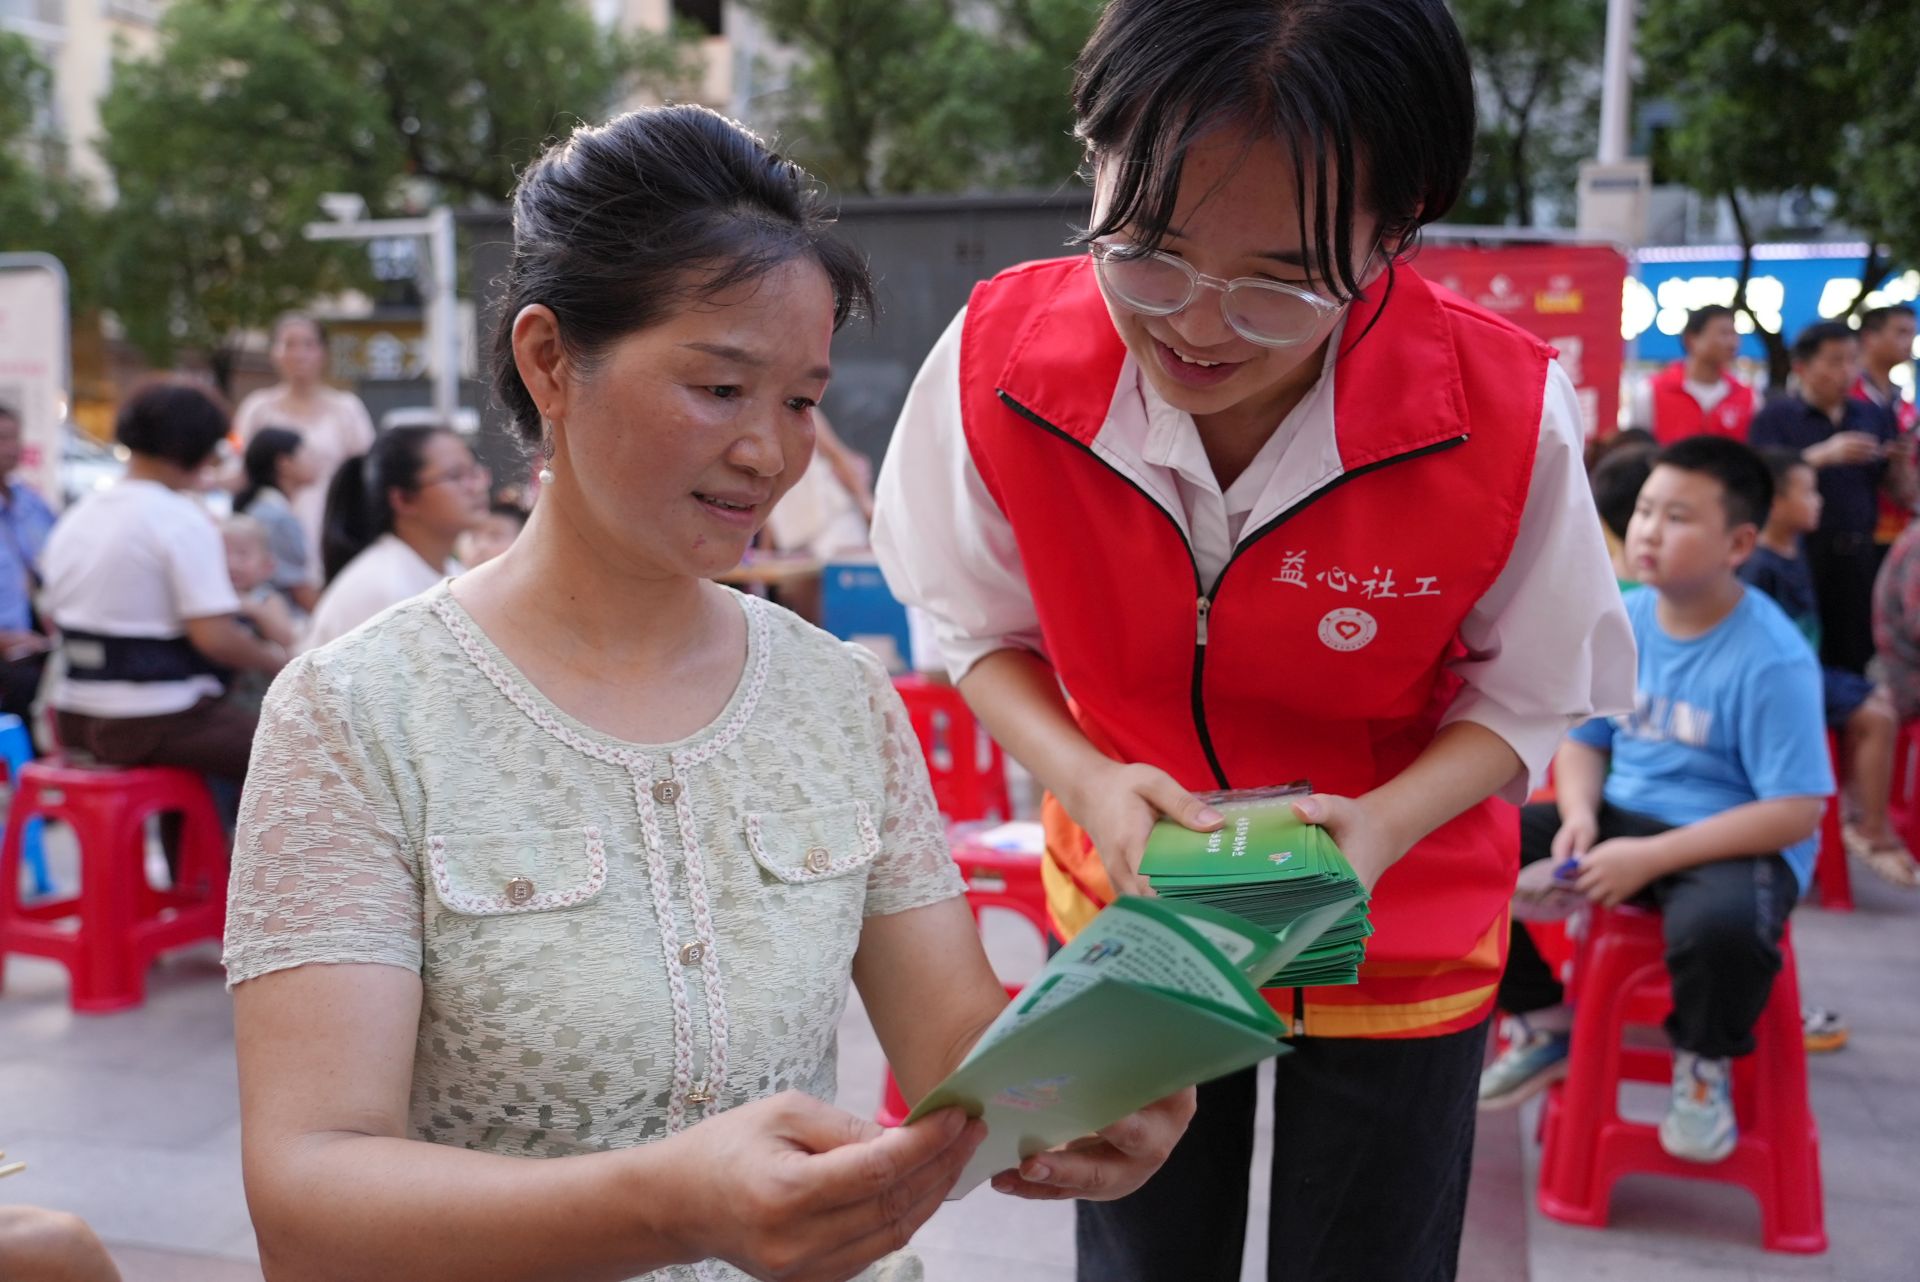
[907,892,1358,1198]
[1136,784,1373,988]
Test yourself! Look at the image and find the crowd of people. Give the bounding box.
[0,322,521,829]
[0,0,1916,1277]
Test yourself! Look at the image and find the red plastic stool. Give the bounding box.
[1536,904,1825,1253]
[1812,731,1852,911]
[876,838,1049,1126]
[892,675,1012,825]
[0,762,228,1013]
[1892,718,1920,849]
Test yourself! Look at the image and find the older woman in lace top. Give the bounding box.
[223,107,1191,1282]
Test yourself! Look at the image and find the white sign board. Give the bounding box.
[0,255,71,511]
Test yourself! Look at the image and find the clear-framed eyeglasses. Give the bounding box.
[1090,241,1376,348]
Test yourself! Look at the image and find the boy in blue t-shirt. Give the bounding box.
[1480,437,1833,1165]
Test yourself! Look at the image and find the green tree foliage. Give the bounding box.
[0,33,101,306]
[1643,0,1920,381]
[741,0,1100,195]
[96,0,698,381]
[1450,0,1605,227]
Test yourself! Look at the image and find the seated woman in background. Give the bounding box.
[39,379,286,787]
[235,427,322,612]
[224,105,1188,1282]
[300,425,487,652]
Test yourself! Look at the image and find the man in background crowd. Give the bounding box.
[1853,304,1919,557]
[1752,322,1913,674]
[1633,305,1756,444]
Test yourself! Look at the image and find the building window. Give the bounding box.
[672,0,722,37]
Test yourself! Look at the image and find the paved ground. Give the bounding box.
[2,842,1916,1280]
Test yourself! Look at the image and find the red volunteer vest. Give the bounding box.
[1650,363,1755,444]
[959,257,1550,1038]
[1855,374,1918,545]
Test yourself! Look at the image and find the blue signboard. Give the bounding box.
[1629,244,1916,365]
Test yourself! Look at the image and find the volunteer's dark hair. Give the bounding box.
[114,378,231,470]
[1758,445,1814,494]
[1590,443,1655,541]
[321,425,450,583]
[1682,305,1735,339]
[1071,0,1474,302]
[1861,304,1917,335]
[1791,320,1857,365]
[237,427,304,515]
[0,401,17,424]
[491,104,874,445]
[1653,436,1774,531]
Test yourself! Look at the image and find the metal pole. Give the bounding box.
[1597,0,1636,164]
[429,207,458,426]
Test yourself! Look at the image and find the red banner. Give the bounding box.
[1417,243,1628,442]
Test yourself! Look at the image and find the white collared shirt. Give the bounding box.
[871,308,1636,802]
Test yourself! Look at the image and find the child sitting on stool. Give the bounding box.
[1481,437,1832,1164]
[1745,447,1914,889]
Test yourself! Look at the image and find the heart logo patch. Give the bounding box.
[1317,607,1378,653]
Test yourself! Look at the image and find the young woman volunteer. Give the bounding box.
[873,2,1635,1277]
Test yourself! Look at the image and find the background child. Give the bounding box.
[1481,437,1831,1165]
[454,499,527,569]
[1589,434,1657,591]
[1745,448,1915,889]
[220,515,296,711]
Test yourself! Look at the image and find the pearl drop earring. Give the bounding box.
[538,430,556,486]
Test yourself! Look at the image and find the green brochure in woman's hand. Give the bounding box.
[907,892,1360,1199]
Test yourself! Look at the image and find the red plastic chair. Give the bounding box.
[0,762,228,1013]
[891,675,1012,825]
[1891,718,1920,849]
[1812,731,1852,911]
[1535,904,1826,1254]
[876,836,1049,1126]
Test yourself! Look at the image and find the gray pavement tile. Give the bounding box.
[916,1243,1073,1282]
[1462,1106,1531,1282]
[916,1183,1074,1269]
[107,1242,265,1282]
[0,1053,239,1149]
[0,1134,253,1256]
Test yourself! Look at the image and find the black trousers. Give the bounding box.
[1499,802,1799,1058]
[1075,1017,1488,1282]
[1807,529,1879,674]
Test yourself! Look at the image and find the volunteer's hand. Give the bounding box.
[663,1092,984,1282]
[1061,761,1224,898]
[1289,793,1408,894]
[1807,432,1883,468]
[1551,808,1600,868]
[1572,836,1666,908]
[988,1087,1194,1202]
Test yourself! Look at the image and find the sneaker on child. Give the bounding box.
[1802,1006,1850,1054]
[1477,1016,1571,1110]
[1659,1050,1737,1163]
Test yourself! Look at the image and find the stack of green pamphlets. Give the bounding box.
[908,892,1359,1198]
[1136,785,1372,987]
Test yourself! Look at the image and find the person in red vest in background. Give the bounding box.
[1633,304,1756,443]
[873,2,1634,1278]
[1853,304,1918,555]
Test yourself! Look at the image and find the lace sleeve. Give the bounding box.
[850,649,965,917]
[223,655,424,988]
